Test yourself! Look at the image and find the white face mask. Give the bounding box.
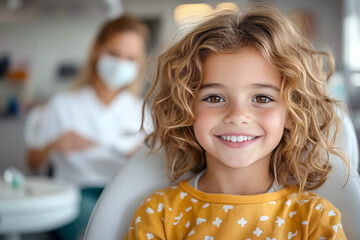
[96,54,139,90]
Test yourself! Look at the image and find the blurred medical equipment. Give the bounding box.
[0,176,79,240]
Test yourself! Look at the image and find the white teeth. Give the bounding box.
[220,135,255,143]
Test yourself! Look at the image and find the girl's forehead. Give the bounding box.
[201,47,281,88]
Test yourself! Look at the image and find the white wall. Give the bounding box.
[272,0,343,68]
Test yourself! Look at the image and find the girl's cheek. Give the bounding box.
[255,108,287,127]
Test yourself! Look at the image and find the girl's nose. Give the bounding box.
[223,103,251,126]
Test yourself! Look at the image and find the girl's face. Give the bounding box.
[193,47,289,173]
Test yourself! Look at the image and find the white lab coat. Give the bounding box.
[27,85,150,187]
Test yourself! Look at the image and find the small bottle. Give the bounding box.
[3,167,25,189]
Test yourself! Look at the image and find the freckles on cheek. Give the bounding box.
[259,109,286,130]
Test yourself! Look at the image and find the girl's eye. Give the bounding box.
[253,95,273,103]
[204,95,224,103]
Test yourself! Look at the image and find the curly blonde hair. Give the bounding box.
[143,4,348,191]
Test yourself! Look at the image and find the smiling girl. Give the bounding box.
[125,4,347,239]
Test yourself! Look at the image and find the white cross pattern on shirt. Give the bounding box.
[253,227,263,237]
[212,217,222,228]
[275,216,285,227]
[238,218,247,227]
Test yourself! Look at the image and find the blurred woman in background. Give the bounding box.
[25,14,150,239]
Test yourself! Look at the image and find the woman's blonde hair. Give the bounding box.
[73,14,149,95]
[143,4,348,191]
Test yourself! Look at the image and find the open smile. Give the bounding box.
[219,135,257,143]
[216,134,260,148]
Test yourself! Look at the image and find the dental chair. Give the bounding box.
[85,114,360,239]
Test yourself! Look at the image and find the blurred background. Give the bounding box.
[1,0,360,175]
[0,0,359,238]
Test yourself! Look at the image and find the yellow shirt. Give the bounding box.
[125,181,347,239]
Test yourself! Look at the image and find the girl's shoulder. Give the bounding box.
[269,187,343,232]
[141,184,183,203]
[282,188,339,211]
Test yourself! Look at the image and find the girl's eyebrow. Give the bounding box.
[252,83,280,92]
[199,83,225,90]
[199,83,279,91]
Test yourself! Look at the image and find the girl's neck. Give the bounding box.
[92,76,122,106]
[198,161,273,196]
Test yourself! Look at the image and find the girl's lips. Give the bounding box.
[218,134,257,142]
[217,133,257,137]
[216,135,259,149]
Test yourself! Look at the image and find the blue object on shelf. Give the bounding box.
[6,96,19,116]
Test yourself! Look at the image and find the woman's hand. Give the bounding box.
[27,131,94,171]
[52,131,94,153]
